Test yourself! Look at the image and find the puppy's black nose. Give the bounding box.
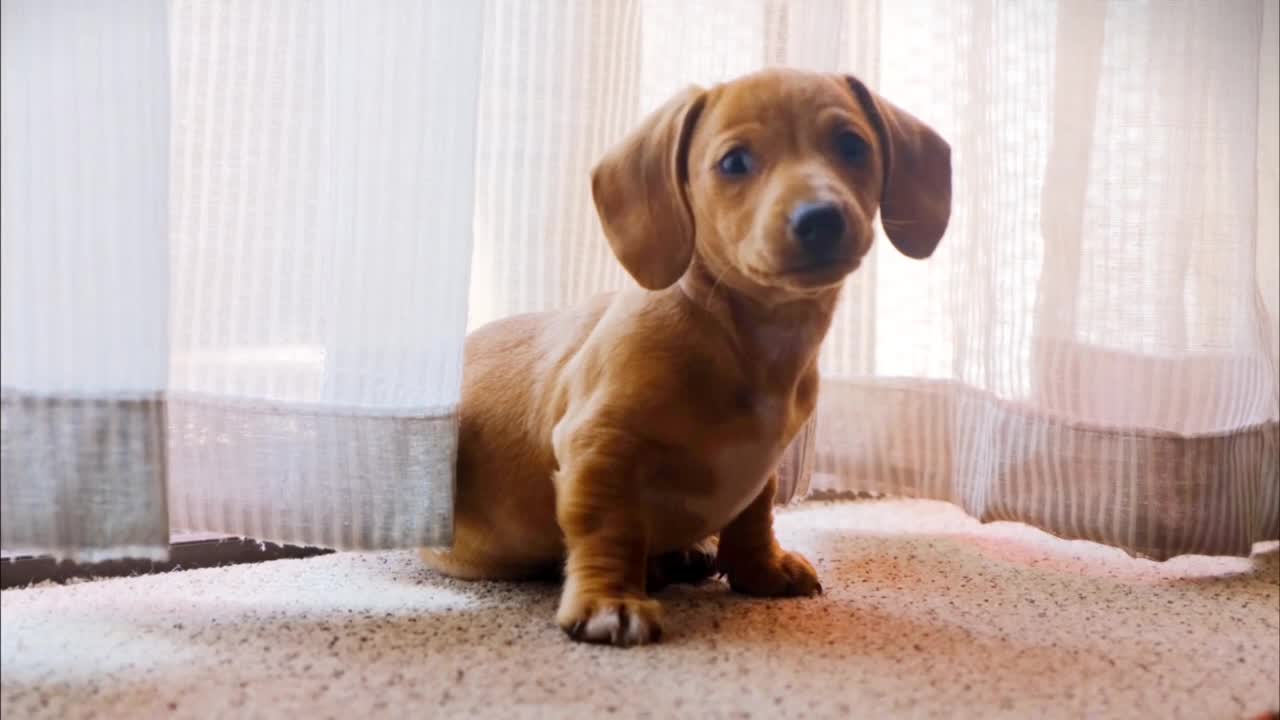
[789,201,846,259]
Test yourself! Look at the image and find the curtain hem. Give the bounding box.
[813,378,1279,561]
[1,390,171,562]
[166,396,456,551]
[2,388,458,559]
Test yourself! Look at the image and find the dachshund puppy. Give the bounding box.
[422,69,951,646]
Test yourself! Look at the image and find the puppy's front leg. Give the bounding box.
[554,451,661,646]
[717,474,822,597]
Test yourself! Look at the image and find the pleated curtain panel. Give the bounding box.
[2,0,1277,562]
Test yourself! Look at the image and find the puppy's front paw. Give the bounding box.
[557,593,663,647]
[725,550,821,597]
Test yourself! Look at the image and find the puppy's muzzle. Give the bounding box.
[789,201,847,263]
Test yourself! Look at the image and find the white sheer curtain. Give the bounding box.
[808,0,1279,559]
[2,0,481,558]
[3,0,1276,562]
[2,0,172,559]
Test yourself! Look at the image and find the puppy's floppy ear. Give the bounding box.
[591,86,706,290]
[845,75,952,259]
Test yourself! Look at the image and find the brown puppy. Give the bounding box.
[421,69,951,646]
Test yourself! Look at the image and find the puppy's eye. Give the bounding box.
[836,131,869,165]
[717,147,756,178]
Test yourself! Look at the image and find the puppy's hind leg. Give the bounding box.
[419,547,556,581]
[647,536,719,591]
[420,521,560,581]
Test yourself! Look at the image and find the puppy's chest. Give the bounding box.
[708,393,790,484]
[654,391,801,541]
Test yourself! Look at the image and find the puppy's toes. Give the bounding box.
[648,536,719,590]
[557,595,663,647]
[775,550,822,596]
[727,549,822,598]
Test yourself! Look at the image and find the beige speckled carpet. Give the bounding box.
[2,500,1277,720]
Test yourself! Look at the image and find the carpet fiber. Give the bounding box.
[3,500,1277,719]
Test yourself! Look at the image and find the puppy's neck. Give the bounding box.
[675,257,839,385]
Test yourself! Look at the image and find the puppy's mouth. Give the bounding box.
[779,254,860,286]
[740,239,863,290]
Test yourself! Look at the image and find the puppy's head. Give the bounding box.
[591,69,951,298]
